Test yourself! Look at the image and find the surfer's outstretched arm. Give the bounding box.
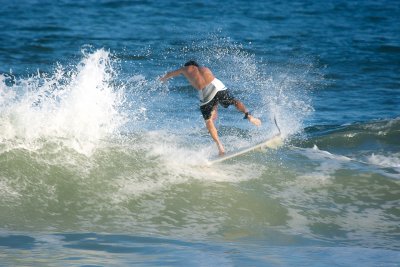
[160,68,184,82]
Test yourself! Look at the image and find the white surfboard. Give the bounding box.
[208,134,283,164]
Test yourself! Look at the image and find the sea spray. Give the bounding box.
[0,49,126,155]
[159,35,316,141]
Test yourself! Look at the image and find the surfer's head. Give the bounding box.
[184,60,199,67]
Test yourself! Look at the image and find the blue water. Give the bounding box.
[0,0,399,266]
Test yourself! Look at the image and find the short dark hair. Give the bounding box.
[184,60,199,67]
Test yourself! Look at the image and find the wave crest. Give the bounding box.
[0,49,126,155]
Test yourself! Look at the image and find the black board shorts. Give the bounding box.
[200,89,237,120]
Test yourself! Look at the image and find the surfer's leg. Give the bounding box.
[205,119,225,156]
[233,100,262,126]
[201,102,224,155]
[218,90,261,126]
[211,106,218,121]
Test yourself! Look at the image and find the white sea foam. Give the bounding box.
[110,129,263,201]
[290,145,351,188]
[0,49,126,155]
[145,130,262,182]
[368,153,400,171]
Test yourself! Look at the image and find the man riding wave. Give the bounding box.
[160,60,261,156]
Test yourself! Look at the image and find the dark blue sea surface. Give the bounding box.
[0,0,399,266]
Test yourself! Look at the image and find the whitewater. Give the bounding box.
[0,0,399,266]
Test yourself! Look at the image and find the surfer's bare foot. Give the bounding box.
[248,115,261,126]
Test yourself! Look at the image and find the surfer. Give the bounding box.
[160,60,261,156]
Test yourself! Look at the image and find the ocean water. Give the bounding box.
[0,0,399,266]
